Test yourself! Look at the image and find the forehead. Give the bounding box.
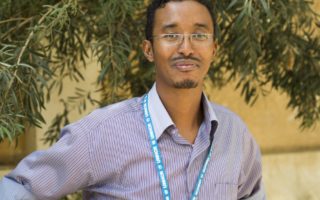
[153,0,213,32]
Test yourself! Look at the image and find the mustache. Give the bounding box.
[171,56,200,62]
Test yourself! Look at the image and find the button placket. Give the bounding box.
[185,145,194,195]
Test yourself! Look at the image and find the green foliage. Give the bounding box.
[1,0,319,142]
[212,0,320,128]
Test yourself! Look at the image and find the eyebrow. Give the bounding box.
[161,23,178,31]
[194,23,210,30]
[161,22,211,31]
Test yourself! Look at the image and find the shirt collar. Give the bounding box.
[148,83,218,140]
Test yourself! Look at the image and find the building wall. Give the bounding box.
[263,151,320,200]
[206,80,320,153]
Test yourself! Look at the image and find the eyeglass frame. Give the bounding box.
[152,33,214,47]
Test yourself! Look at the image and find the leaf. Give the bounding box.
[2,126,13,142]
[258,0,270,14]
[227,0,239,10]
[0,62,12,68]
[18,63,36,71]
[98,62,111,83]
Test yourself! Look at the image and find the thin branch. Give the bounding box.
[17,9,53,65]
[0,17,31,25]
[0,17,34,40]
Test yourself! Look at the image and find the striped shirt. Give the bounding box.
[0,84,265,200]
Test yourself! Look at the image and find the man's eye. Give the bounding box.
[163,34,179,40]
[192,34,209,40]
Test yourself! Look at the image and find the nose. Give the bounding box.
[177,35,194,57]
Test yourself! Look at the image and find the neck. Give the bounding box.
[156,82,204,144]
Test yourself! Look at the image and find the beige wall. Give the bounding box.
[205,80,320,153]
[0,126,36,166]
[263,151,320,199]
[35,57,101,150]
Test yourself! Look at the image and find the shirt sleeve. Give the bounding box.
[0,123,94,200]
[238,127,266,200]
[0,177,37,200]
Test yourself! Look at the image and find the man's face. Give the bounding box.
[143,0,216,89]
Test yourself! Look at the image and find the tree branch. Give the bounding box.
[0,17,31,25]
[17,8,53,65]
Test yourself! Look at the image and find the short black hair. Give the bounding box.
[145,0,217,42]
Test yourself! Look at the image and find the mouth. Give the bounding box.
[172,62,199,72]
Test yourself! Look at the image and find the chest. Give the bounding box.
[85,134,241,199]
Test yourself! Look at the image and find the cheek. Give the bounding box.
[153,42,175,55]
[202,48,215,63]
[153,48,174,64]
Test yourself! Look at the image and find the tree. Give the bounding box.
[1,0,319,143]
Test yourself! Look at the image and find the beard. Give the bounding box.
[173,79,198,89]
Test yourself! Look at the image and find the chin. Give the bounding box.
[173,80,198,89]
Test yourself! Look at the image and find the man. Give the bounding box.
[0,0,265,199]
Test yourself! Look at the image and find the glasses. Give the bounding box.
[152,33,214,47]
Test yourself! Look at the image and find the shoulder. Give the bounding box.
[209,102,247,129]
[207,101,256,147]
[62,97,143,135]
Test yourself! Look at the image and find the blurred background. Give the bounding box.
[1,0,320,199]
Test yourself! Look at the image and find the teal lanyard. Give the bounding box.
[142,94,213,200]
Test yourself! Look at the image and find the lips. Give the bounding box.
[172,61,199,72]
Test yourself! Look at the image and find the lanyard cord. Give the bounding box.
[142,94,213,200]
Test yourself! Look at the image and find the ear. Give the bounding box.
[211,42,218,62]
[142,40,154,62]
